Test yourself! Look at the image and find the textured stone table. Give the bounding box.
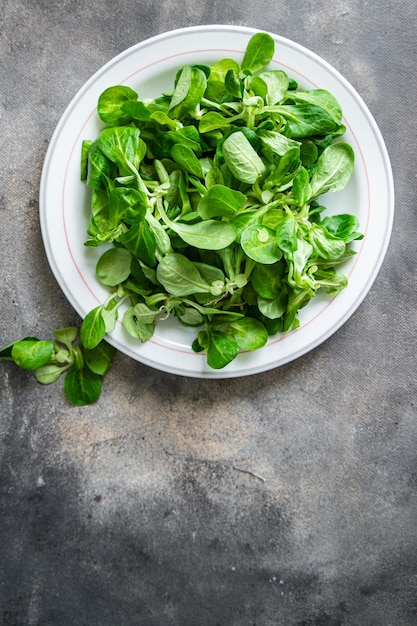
[1,2,416,624]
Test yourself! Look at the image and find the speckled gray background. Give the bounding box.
[1,1,416,625]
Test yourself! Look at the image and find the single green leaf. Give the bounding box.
[119,219,157,267]
[309,225,346,260]
[241,32,275,74]
[96,248,132,286]
[158,200,237,251]
[222,131,265,184]
[292,166,311,206]
[150,110,181,130]
[101,305,118,333]
[287,90,343,125]
[84,341,116,375]
[248,75,268,100]
[300,140,319,166]
[80,140,93,180]
[97,85,138,126]
[225,68,242,98]
[257,293,287,319]
[176,219,237,251]
[108,187,147,226]
[177,307,204,326]
[258,130,301,160]
[197,184,246,219]
[171,143,204,178]
[80,307,106,350]
[276,213,298,254]
[156,253,211,296]
[275,103,339,138]
[169,66,207,118]
[259,70,289,105]
[199,111,233,133]
[320,213,362,243]
[121,99,152,123]
[251,262,285,298]
[35,364,65,385]
[11,340,54,371]
[206,331,239,369]
[309,142,355,199]
[241,224,282,264]
[227,318,268,351]
[53,327,78,349]
[64,366,103,406]
[123,304,156,342]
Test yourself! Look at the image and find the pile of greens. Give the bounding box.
[1,32,362,404]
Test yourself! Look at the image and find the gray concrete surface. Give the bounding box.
[0,1,416,624]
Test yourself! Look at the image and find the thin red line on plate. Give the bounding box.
[62,107,98,302]
[62,46,371,356]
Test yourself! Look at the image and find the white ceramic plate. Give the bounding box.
[39,25,394,378]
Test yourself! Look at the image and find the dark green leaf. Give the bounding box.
[251,262,285,298]
[96,247,132,286]
[80,306,106,350]
[227,318,268,351]
[276,103,339,138]
[169,66,207,118]
[80,140,93,180]
[64,366,103,406]
[287,90,343,125]
[320,213,362,243]
[121,99,152,123]
[118,219,156,266]
[84,341,116,375]
[225,69,242,98]
[206,331,239,369]
[292,166,311,205]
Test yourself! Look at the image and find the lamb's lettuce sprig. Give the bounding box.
[0,328,115,406]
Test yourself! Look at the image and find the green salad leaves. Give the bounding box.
[1,31,362,404]
[0,328,115,406]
